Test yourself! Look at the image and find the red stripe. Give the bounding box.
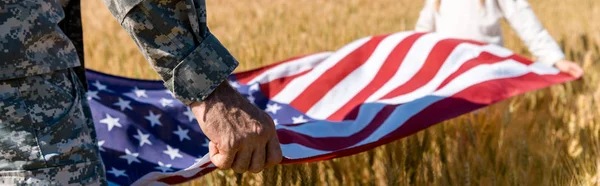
[378,39,483,100]
[280,72,574,165]
[327,33,425,121]
[259,70,312,98]
[436,52,533,91]
[289,35,389,113]
[234,54,312,84]
[157,167,217,185]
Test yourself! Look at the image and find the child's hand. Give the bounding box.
[554,60,584,78]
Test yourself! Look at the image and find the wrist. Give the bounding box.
[190,81,236,108]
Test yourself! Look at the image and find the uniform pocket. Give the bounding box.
[32,69,99,168]
[7,69,98,169]
[0,79,45,171]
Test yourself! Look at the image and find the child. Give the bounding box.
[415,0,583,77]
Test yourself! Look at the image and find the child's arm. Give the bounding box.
[497,0,565,67]
[415,0,437,32]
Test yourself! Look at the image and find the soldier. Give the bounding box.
[0,0,282,185]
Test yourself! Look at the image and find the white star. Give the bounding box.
[273,119,279,125]
[113,97,132,111]
[292,115,308,124]
[97,140,105,152]
[247,95,255,103]
[163,145,183,160]
[183,107,196,122]
[144,111,162,127]
[87,90,100,100]
[107,167,127,178]
[119,149,141,165]
[132,87,148,98]
[133,129,152,147]
[229,81,240,88]
[160,98,174,107]
[265,103,282,114]
[155,161,173,173]
[92,80,108,91]
[173,126,190,142]
[202,138,210,147]
[249,84,260,92]
[99,114,122,131]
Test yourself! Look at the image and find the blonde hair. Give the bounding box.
[435,0,486,11]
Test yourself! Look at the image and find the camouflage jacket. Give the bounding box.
[0,0,239,105]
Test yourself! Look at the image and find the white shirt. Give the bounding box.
[415,0,565,66]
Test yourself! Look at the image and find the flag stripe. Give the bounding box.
[289,35,389,113]
[259,70,312,98]
[272,36,373,103]
[363,33,445,102]
[376,43,509,104]
[378,39,482,100]
[305,32,413,120]
[236,52,332,85]
[437,53,520,91]
[324,33,426,121]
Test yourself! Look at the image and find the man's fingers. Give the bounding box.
[265,136,283,168]
[231,147,252,173]
[249,146,266,173]
[210,142,236,169]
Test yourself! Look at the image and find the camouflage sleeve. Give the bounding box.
[102,0,239,105]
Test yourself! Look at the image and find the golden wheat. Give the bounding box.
[81,0,600,185]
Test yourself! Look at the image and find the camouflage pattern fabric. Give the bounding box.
[104,0,239,105]
[57,0,89,91]
[0,1,81,81]
[0,0,238,183]
[0,69,106,185]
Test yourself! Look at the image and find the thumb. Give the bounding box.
[209,141,235,169]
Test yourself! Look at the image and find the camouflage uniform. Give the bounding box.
[0,0,238,184]
[103,0,239,105]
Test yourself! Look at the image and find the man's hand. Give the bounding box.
[190,82,282,173]
[554,59,584,78]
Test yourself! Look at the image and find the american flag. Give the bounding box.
[85,31,575,185]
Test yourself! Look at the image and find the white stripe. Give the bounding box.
[372,44,514,105]
[364,33,445,102]
[246,52,333,85]
[275,104,386,137]
[272,36,373,104]
[305,32,413,120]
[352,96,442,148]
[433,60,531,97]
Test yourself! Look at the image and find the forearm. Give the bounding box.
[103,0,239,105]
[500,0,565,66]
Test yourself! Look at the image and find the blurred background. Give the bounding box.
[82,0,600,185]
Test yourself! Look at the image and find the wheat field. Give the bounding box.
[81,0,600,185]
